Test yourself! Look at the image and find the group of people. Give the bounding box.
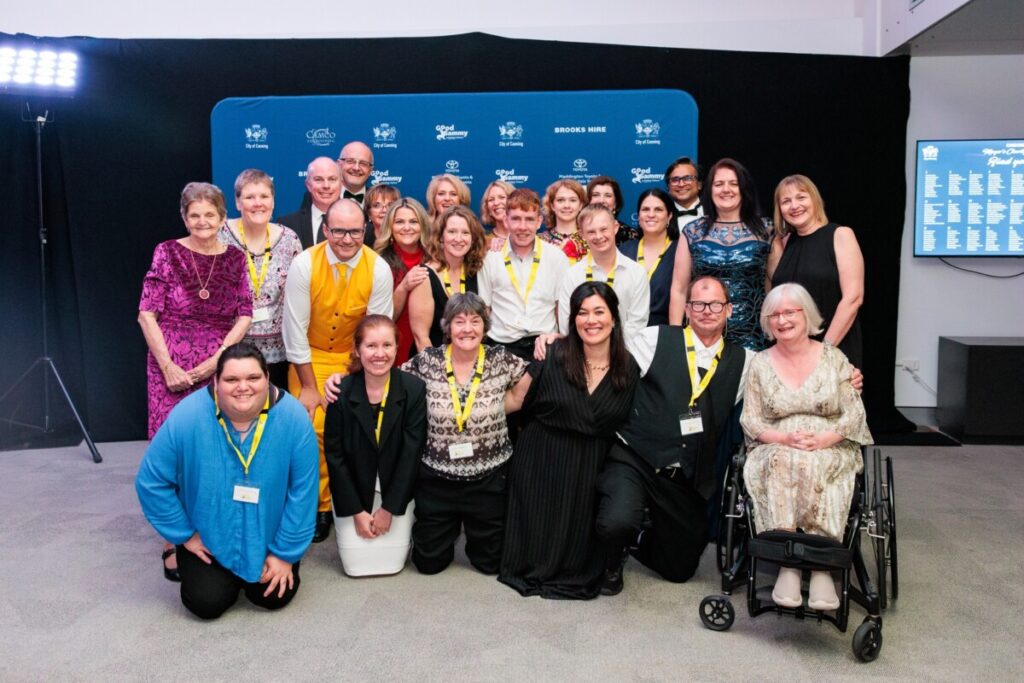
[134,139,872,619]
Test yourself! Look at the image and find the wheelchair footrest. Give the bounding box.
[749,530,852,570]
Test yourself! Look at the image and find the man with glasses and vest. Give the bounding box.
[283,198,394,543]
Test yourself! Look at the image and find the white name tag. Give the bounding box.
[679,414,704,436]
[233,484,261,504]
[251,306,271,323]
[448,442,474,460]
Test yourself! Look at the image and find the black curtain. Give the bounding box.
[0,32,913,442]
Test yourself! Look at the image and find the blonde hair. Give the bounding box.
[480,180,515,225]
[425,174,471,218]
[773,174,828,238]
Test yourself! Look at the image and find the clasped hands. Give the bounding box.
[781,430,843,451]
[353,508,393,540]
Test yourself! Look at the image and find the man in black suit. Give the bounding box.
[337,141,374,209]
[665,156,704,227]
[278,157,342,250]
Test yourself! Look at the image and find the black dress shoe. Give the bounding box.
[600,547,628,596]
[162,547,181,583]
[312,511,333,543]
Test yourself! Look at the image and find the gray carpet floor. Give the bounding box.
[0,441,1021,681]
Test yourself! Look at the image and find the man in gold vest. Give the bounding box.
[283,198,394,542]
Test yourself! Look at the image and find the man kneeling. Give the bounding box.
[136,342,319,619]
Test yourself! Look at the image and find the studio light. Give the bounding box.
[0,43,78,96]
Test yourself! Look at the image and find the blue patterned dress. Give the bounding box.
[683,218,771,351]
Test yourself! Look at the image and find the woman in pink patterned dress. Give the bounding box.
[137,182,252,580]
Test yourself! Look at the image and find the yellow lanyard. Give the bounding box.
[442,266,466,297]
[636,236,670,280]
[585,252,616,287]
[503,238,541,304]
[215,392,270,477]
[444,344,485,433]
[238,226,271,298]
[373,374,391,445]
[684,326,723,409]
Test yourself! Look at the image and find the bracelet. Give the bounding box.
[218,344,228,353]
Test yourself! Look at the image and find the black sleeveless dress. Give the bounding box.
[771,222,863,368]
[425,267,478,348]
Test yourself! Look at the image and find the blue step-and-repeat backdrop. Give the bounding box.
[211,89,697,226]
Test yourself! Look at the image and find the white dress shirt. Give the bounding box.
[477,238,568,343]
[628,326,753,405]
[674,201,704,228]
[557,250,650,342]
[282,246,393,364]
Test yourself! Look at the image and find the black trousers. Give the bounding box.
[176,547,301,620]
[412,466,507,575]
[595,444,709,583]
[267,361,290,392]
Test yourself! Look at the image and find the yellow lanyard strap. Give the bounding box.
[585,252,616,287]
[445,344,485,433]
[636,236,670,280]
[684,325,724,409]
[238,226,271,299]
[503,238,541,303]
[374,374,391,444]
[215,392,270,477]
[442,266,466,297]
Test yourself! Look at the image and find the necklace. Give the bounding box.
[188,246,218,300]
[585,357,610,372]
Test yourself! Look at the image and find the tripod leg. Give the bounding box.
[44,358,102,463]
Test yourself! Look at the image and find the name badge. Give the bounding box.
[233,484,260,504]
[679,412,704,436]
[251,306,271,323]
[448,442,474,460]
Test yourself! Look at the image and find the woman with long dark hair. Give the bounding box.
[668,158,772,350]
[620,188,679,326]
[499,282,640,600]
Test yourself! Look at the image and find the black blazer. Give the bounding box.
[323,368,427,517]
[279,208,318,250]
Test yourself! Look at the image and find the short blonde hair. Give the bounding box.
[761,283,824,340]
[773,174,828,238]
[425,174,471,218]
[576,204,615,232]
[233,169,275,198]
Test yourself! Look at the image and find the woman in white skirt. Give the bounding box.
[323,315,427,576]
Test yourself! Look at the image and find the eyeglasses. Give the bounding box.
[669,175,698,185]
[767,308,803,321]
[687,300,727,313]
[326,227,365,240]
[339,157,373,170]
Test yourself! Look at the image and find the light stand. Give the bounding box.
[0,103,102,462]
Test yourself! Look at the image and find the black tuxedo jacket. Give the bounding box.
[279,208,318,250]
[323,368,427,517]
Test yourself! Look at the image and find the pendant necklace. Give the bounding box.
[188,246,218,300]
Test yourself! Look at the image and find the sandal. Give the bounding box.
[162,547,181,583]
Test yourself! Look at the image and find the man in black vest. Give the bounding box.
[595,275,751,593]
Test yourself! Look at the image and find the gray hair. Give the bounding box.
[440,292,491,342]
[761,283,824,340]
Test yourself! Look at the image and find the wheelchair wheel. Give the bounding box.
[852,618,883,662]
[886,456,899,600]
[716,464,740,573]
[699,595,735,632]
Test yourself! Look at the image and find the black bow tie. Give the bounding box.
[678,205,700,217]
[344,190,364,202]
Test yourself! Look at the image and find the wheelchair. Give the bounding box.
[698,446,898,662]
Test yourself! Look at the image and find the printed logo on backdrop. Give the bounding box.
[244,124,269,150]
[442,159,474,185]
[631,167,663,184]
[553,125,607,134]
[306,127,336,147]
[370,169,403,187]
[436,124,469,141]
[558,158,597,183]
[498,121,524,148]
[495,169,529,184]
[373,123,398,149]
[921,145,939,161]
[634,119,661,146]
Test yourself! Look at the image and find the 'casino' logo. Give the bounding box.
[436,124,469,141]
[634,119,661,146]
[631,167,663,184]
[370,169,403,186]
[445,159,460,172]
[573,158,588,171]
[921,145,939,161]
[495,169,529,184]
[306,127,336,147]
[244,124,269,149]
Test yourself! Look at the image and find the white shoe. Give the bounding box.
[808,571,840,610]
[771,567,802,608]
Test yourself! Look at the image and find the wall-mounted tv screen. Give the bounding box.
[914,139,1024,257]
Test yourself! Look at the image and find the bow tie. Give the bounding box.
[678,205,701,217]
[344,190,364,202]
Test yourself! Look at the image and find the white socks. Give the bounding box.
[771,567,802,608]
[772,569,840,611]
[808,571,840,610]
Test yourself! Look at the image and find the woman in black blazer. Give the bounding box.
[323,314,427,576]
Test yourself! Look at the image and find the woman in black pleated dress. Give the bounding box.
[499,282,639,599]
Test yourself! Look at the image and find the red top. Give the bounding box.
[392,245,424,364]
